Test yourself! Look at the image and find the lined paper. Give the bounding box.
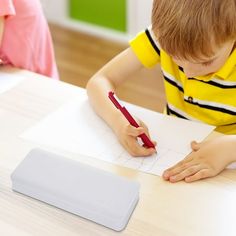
[21,92,215,176]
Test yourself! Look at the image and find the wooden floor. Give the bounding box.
[49,24,166,112]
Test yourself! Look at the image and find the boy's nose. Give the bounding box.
[183,69,196,78]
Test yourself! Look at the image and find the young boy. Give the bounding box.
[86,0,236,183]
[0,0,58,79]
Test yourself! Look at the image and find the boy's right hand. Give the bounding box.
[114,117,157,157]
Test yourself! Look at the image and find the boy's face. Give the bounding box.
[172,40,235,78]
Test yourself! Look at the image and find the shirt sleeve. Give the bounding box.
[0,0,16,17]
[129,27,161,68]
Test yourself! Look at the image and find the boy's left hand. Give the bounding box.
[163,136,236,183]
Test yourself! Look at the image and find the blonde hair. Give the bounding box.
[152,0,236,60]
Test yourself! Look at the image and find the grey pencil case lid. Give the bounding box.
[11,148,140,231]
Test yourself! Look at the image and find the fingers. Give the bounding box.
[126,123,152,141]
[163,164,212,183]
[163,155,194,180]
[124,124,156,156]
[168,165,202,183]
[163,161,192,180]
[163,158,215,183]
[126,124,145,137]
[185,169,213,182]
[126,139,156,157]
[138,120,151,138]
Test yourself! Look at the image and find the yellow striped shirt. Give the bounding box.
[130,28,236,134]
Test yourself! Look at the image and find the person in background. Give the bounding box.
[87,0,236,183]
[0,0,58,79]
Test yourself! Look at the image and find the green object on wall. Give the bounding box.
[69,0,126,32]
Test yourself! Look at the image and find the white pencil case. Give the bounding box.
[11,148,140,231]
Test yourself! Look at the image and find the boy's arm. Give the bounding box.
[87,47,144,130]
[86,47,156,156]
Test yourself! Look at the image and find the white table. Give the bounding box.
[0,68,236,236]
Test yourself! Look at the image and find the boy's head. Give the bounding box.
[152,0,236,77]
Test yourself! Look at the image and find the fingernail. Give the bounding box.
[170,176,176,181]
[185,177,190,182]
[163,172,169,178]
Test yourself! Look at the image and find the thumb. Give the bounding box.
[191,140,202,151]
[138,120,150,137]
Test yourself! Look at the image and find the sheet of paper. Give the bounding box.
[0,71,24,94]
[21,91,216,176]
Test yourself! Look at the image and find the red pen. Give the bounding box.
[108,91,156,149]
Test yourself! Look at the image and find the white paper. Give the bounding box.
[0,71,24,94]
[21,92,216,176]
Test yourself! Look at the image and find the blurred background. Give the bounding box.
[40,0,166,112]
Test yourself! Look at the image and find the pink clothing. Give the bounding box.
[0,0,59,79]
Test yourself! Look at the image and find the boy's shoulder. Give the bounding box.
[129,27,162,68]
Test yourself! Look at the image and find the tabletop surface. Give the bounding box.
[0,67,236,236]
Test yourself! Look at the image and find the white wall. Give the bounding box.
[40,0,153,42]
[40,0,67,23]
[128,0,153,34]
